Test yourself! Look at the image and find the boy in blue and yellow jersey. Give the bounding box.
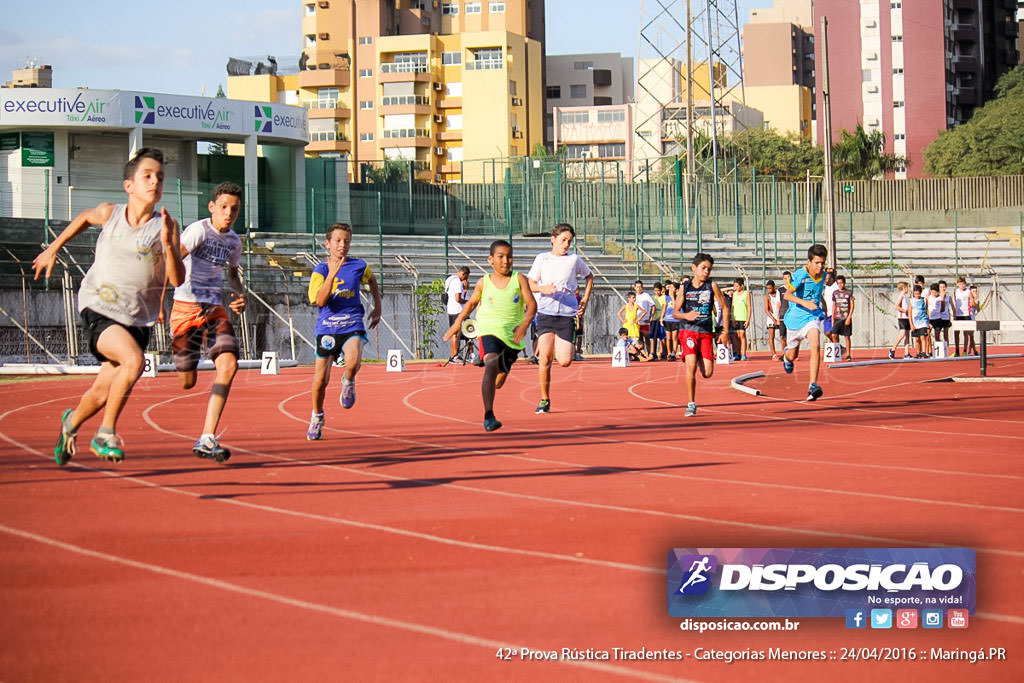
[306,223,382,440]
[444,240,537,431]
[781,244,828,401]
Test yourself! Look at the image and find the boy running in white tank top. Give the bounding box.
[33,148,185,464]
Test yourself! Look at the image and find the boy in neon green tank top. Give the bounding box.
[444,240,537,431]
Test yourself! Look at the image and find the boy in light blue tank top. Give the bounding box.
[781,244,828,402]
[444,240,537,431]
[33,148,186,464]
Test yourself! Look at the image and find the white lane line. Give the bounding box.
[395,383,1024,514]
[271,391,1024,559]
[0,523,689,683]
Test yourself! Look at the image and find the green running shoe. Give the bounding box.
[90,432,124,462]
[54,409,76,466]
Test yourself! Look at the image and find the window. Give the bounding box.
[559,111,589,125]
[446,114,463,129]
[565,144,589,159]
[359,68,372,78]
[862,69,873,82]
[509,80,517,96]
[893,100,905,108]
[466,47,502,70]
[597,109,625,122]
[304,4,315,16]
[570,84,587,98]
[305,35,316,47]
[573,61,594,70]
[442,51,462,65]
[465,2,482,14]
[489,1,505,12]
[891,2,901,8]
[360,132,374,142]
[446,82,463,97]
[892,35,903,42]
[598,143,625,157]
[316,87,340,108]
[894,133,906,140]
[360,100,373,110]
[441,2,459,15]
[358,36,372,45]
[546,85,561,99]
[545,113,554,126]
[893,67,904,75]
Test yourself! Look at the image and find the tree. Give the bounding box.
[831,124,904,180]
[729,128,823,180]
[208,84,228,155]
[366,158,410,184]
[924,65,1024,177]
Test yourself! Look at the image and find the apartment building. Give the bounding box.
[813,0,1019,178]
[741,20,815,136]
[267,0,544,183]
[544,53,633,145]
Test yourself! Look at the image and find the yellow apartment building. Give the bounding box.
[230,1,544,184]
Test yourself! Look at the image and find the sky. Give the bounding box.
[0,0,764,96]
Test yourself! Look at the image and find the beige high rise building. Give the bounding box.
[232,1,544,183]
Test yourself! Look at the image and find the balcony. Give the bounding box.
[379,61,432,83]
[380,127,432,148]
[592,68,612,87]
[305,101,351,119]
[380,94,432,115]
[439,163,461,174]
[465,59,503,71]
[437,97,462,109]
[299,67,351,88]
[306,137,352,154]
[437,130,462,141]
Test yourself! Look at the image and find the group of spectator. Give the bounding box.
[889,275,979,359]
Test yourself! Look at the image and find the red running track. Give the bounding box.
[1,349,1022,682]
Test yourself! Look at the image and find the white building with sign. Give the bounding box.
[0,88,307,230]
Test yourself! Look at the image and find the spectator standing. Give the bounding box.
[444,266,470,361]
[764,279,782,360]
[831,275,855,360]
[889,281,912,359]
[633,280,655,356]
[730,277,751,360]
[952,277,973,356]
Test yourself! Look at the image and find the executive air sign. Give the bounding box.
[667,547,976,618]
[0,89,306,143]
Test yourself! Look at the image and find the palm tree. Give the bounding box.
[832,124,904,179]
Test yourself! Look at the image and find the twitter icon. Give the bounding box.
[870,609,893,629]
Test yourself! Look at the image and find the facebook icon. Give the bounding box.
[845,609,867,629]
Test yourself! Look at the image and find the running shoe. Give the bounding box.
[306,416,324,441]
[535,399,551,414]
[54,408,76,466]
[782,357,794,374]
[806,383,824,402]
[903,353,913,360]
[843,355,853,361]
[484,415,503,431]
[90,432,124,462]
[888,350,896,360]
[193,435,230,463]
[684,402,698,417]
[340,380,356,409]
[740,355,748,361]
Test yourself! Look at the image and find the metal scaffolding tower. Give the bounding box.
[636,0,748,183]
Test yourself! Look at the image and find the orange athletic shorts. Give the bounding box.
[169,300,238,372]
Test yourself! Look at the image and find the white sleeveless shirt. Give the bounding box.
[78,204,165,327]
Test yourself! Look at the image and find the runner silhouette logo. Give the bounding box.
[677,555,718,596]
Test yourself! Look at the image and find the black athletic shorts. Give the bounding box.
[81,308,151,364]
[930,319,950,330]
[898,319,911,331]
[912,328,929,338]
[832,321,853,337]
[315,331,367,358]
[479,335,519,374]
[534,313,576,343]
